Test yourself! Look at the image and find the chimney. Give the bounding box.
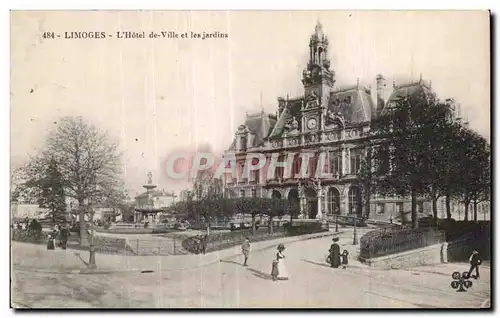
[375,74,387,114]
[277,97,286,117]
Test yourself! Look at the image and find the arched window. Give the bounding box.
[348,186,362,216]
[328,188,341,215]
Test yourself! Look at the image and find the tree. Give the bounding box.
[454,127,491,222]
[36,158,67,226]
[362,92,452,228]
[21,116,125,243]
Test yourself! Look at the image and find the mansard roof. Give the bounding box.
[268,97,303,138]
[327,85,375,124]
[228,111,277,150]
[380,79,433,116]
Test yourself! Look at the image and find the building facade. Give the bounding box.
[133,189,177,223]
[222,22,485,222]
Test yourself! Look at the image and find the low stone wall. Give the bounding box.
[80,236,134,254]
[361,243,447,270]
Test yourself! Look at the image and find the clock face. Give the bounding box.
[307,118,317,130]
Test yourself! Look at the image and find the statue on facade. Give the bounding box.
[284,116,300,135]
[326,110,346,128]
[298,182,305,198]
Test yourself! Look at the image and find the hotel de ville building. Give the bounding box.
[222,22,483,223]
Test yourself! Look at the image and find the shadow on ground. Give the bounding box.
[246,268,274,281]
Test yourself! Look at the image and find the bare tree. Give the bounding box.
[21,116,125,243]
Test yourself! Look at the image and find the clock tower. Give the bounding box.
[301,20,335,135]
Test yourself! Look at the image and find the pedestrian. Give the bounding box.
[467,250,482,279]
[241,237,250,266]
[59,225,70,250]
[341,250,349,269]
[201,234,208,255]
[275,244,289,280]
[389,215,393,224]
[47,233,55,250]
[328,237,341,268]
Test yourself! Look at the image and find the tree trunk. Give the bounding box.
[251,214,256,236]
[269,215,274,234]
[411,188,417,229]
[464,200,469,222]
[473,200,478,222]
[445,193,451,220]
[78,198,86,246]
[364,185,371,219]
[432,196,438,224]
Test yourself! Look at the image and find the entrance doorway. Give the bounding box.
[271,190,282,200]
[304,187,317,219]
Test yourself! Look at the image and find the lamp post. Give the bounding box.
[353,216,358,245]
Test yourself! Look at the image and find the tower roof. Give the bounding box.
[315,20,324,37]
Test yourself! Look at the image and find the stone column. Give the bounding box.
[341,146,347,176]
[298,183,305,218]
[316,187,323,220]
[344,187,350,215]
[441,242,449,263]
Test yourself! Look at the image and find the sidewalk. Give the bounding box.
[12,230,339,274]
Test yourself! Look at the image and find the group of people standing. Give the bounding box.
[47,224,71,250]
[328,237,349,269]
[240,236,350,281]
[241,238,289,281]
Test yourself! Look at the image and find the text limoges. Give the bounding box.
[64,32,107,39]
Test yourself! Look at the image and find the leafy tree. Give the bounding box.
[454,127,491,222]
[361,92,451,228]
[20,116,125,243]
[37,158,67,226]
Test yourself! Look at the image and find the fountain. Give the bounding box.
[134,172,167,227]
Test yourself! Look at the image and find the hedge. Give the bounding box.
[359,227,445,259]
[182,221,327,254]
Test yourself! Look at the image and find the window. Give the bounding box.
[376,203,385,215]
[348,186,362,216]
[251,169,260,183]
[350,148,363,175]
[240,190,245,198]
[275,155,285,180]
[309,153,318,177]
[328,188,341,215]
[377,145,390,173]
[292,154,302,178]
[240,136,247,151]
[251,189,257,198]
[329,151,341,176]
[396,203,403,215]
[417,202,424,214]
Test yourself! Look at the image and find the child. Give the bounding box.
[241,238,250,266]
[271,259,279,281]
[341,250,349,269]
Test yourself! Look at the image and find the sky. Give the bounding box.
[10,10,490,196]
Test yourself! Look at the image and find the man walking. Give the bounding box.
[242,237,250,267]
[467,250,482,279]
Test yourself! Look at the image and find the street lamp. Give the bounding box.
[353,216,358,245]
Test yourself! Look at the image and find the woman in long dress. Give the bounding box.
[276,244,289,280]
